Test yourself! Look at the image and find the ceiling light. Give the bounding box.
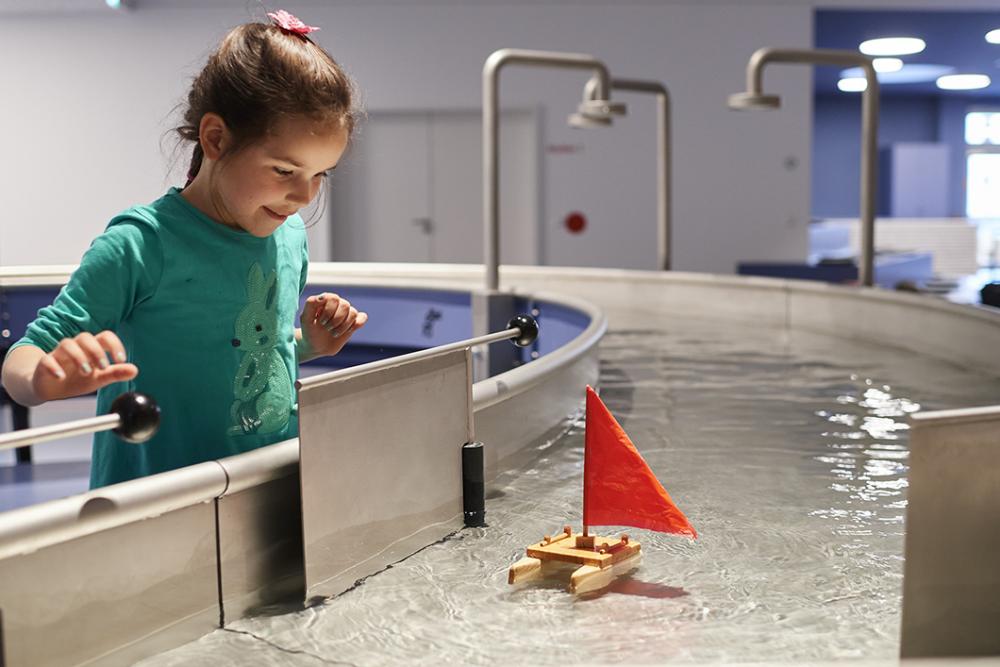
[873,58,903,73]
[859,37,926,56]
[937,74,991,90]
[840,63,953,84]
[838,78,868,92]
[986,29,1000,44]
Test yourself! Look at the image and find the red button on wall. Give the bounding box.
[564,212,587,234]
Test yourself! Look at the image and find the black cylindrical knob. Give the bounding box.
[462,441,486,527]
[111,392,161,444]
[507,314,539,348]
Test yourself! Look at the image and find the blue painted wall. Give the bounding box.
[812,94,1000,219]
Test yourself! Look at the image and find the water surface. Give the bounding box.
[138,319,1000,665]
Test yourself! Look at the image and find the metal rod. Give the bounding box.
[297,327,520,390]
[740,47,879,287]
[584,76,671,270]
[0,414,120,452]
[483,48,613,292]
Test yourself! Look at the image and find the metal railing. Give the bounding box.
[0,392,159,451]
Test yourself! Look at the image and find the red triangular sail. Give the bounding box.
[583,386,697,538]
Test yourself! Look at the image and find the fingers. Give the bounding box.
[330,306,357,338]
[43,331,131,380]
[309,293,367,337]
[55,332,128,375]
[95,362,139,384]
[32,331,137,402]
[305,292,337,326]
[38,353,67,380]
[96,330,129,364]
[52,337,95,376]
[303,294,325,323]
[76,332,111,371]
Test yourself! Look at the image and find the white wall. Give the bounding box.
[2,0,974,274]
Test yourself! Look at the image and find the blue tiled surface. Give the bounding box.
[1,284,593,513]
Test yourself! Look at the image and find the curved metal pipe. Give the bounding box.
[731,48,879,287]
[483,48,615,292]
[297,314,537,390]
[583,76,671,271]
[0,414,120,451]
[0,392,159,450]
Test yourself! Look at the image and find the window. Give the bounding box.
[965,111,1000,220]
[965,112,1000,146]
[966,153,1000,218]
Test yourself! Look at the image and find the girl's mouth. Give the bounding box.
[263,207,289,221]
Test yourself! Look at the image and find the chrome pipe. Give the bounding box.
[298,315,538,390]
[729,47,880,287]
[0,391,159,451]
[583,76,671,270]
[483,48,615,292]
[0,415,120,452]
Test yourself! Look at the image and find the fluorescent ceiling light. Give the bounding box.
[873,58,903,73]
[840,63,953,84]
[936,74,991,90]
[859,37,926,56]
[986,29,1000,44]
[838,78,868,92]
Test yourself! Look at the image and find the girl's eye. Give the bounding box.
[314,171,330,180]
[273,167,293,177]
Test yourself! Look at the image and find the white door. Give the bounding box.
[328,109,539,264]
[328,113,432,262]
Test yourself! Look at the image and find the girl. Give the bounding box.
[0,10,366,488]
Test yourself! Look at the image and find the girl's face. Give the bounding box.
[214,115,349,237]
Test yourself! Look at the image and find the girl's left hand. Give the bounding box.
[301,292,368,357]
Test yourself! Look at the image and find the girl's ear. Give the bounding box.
[199,112,230,161]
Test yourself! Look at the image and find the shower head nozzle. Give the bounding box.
[568,98,627,129]
[578,98,627,118]
[727,92,781,110]
[567,112,612,129]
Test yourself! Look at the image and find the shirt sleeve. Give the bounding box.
[12,217,164,353]
[298,230,310,296]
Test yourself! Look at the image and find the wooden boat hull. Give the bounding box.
[508,527,641,594]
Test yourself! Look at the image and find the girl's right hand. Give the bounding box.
[31,331,139,402]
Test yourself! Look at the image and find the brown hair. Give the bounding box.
[176,21,359,187]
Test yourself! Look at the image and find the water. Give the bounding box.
[137,319,1000,666]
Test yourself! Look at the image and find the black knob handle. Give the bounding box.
[111,392,161,444]
[507,314,539,348]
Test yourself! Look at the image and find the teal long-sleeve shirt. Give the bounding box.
[12,188,309,488]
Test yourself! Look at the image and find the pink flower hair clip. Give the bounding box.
[267,10,320,37]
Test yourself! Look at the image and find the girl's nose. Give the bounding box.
[288,178,314,205]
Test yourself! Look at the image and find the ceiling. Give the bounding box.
[815,10,1000,97]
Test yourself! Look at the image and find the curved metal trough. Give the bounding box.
[0,266,604,666]
[2,263,1000,663]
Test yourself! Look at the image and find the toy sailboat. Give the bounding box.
[508,385,696,594]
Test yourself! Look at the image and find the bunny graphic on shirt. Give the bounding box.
[228,263,293,435]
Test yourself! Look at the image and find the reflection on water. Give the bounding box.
[138,320,1000,666]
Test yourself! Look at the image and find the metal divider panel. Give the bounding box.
[901,405,1000,658]
[0,461,227,666]
[0,503,219,666]
[215,440,304,624]
[298,348,473,601]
